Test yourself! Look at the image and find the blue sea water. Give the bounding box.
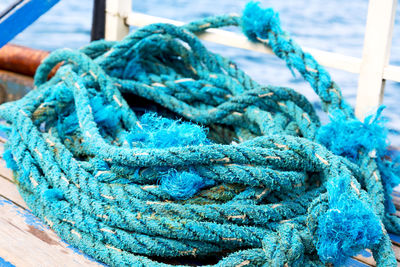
[1,0,400,145]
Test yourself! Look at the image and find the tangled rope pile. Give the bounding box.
[1,2,400,266]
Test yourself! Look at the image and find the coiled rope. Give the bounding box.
[1,2,400,266]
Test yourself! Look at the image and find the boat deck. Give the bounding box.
[0,135,399,266]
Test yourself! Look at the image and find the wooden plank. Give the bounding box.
[0,137,27,208]
[355,0,397,119]
[351,245,400,265]
[0,137,14,182]
[353,250,375,266]
[346,257,372,267]
[0,158,14,182]
[392,243,400,260]
[389,233,400,246]
[0,0,60,49]
[383,65,400,83]
[0,176,26,209]
[352,244,400,265]
[0,196,101,266]
[105,0,131,41]
[393,196,400,211]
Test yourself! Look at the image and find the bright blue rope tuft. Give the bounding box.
[317,106,400,214]
[0,1,399,266]
[317,106,388,161]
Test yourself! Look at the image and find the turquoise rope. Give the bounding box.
[0,2,399,266]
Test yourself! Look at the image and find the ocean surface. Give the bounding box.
[1,0,400,145]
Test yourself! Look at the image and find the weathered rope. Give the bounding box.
[1,2,399,266]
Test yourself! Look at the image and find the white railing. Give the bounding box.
[105,0,399,119]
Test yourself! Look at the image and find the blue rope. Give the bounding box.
[1,2,399,266]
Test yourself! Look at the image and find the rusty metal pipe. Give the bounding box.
[0,44,58,77]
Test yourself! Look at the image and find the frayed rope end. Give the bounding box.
[316,195,383,264]
[317,107,388,161]
[317,107,400,212]
[125,112,210,149]
[159,169,214,200]
[241,1,281,42]
[3,149,18,171]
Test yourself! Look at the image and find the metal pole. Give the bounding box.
[91,0,106,41]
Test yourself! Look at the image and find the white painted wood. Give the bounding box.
[355,0,397,119]
[105,0,132,41]
[127,12,364,74]
[0,156,13,181]
[0,137,13,182]
[383,65,400,83]
[0,196,101,266]
[0,176,26,209]
[127,12,400,84]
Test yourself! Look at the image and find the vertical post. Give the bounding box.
[91,0,106,41]
[105,0,131,41]
[355,0,397,119]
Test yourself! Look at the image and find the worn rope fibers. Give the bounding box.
[1,2,400,266]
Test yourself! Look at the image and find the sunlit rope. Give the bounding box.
[1,2,399,266]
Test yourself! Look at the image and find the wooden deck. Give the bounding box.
[0,136,399,266]
[0,138,101,267]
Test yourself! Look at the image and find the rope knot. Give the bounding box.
[241,1,281,42]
